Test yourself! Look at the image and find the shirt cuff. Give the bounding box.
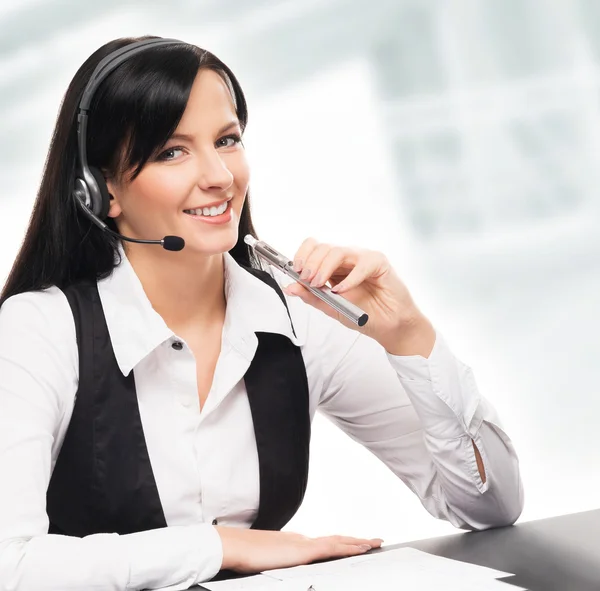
[385,331,482,439]
[123,523,223,590]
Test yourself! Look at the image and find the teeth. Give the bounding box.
[185,201,228,217]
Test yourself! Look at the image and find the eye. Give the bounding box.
[216,133,242,148]
[156,147,185,161]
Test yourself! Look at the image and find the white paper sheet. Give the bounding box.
[260,570,522,591]
[201,547,524,591]
[201,574,281,590]
[262,547,513,580]
[202,571,523,591]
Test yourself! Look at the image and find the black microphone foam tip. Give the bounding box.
[162,236,185,251]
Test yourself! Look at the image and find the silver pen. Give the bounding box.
[244,235,369,327]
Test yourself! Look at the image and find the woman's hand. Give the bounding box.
[283,238,436,357]
[215,526,383,573]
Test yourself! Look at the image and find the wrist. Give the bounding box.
[379,313,436,358]
[214,525,238,571]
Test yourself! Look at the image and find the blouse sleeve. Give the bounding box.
[297,299,523,531]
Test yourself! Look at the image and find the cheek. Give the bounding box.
[130,168,192,208]
[227,150,250,185]
[125,152,250,214]
[229,155,251,206]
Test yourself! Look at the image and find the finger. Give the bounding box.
[292,237,319,273]
[308,536,383,563]
[310,544,371,564]
[328,541,373,557]
[331,254,384,294]
[330,536,384,547]
[299,242,332,282]
[340,544,373,556]
[283,281,346,325]
[309,247,359,288]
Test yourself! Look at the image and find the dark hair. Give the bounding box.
[0,35,260,306]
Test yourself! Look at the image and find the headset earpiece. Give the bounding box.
[87,166,111,219]
[71,166,110,221]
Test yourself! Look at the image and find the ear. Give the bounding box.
[105,176,123,219]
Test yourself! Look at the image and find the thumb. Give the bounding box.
[283,282,322,308]
[283,283,303,297]
[282,282,347,325]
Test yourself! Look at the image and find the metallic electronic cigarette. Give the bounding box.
[244,235,369,327]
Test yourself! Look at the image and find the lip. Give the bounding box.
[184,197,232,211]
[184,200,233,225]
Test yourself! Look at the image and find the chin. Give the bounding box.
[188,231,240,256]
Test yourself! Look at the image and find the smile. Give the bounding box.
[183,199,230,217]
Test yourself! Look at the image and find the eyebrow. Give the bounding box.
[169,120,241,142]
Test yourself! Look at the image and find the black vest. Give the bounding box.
[46,267,311,558]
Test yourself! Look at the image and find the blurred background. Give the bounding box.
[1,0,599,545]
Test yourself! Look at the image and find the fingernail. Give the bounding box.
[310,274,323,287]
[359,544,371,551]
[331,282,345,293]
[293,259,303,272]
[300,268,311,281]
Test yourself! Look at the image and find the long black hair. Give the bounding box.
[0,35,259,307]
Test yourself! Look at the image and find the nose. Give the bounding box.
[196,148,234,191]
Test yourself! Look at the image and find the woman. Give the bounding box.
[0,36,523,591]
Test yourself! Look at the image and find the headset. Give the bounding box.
[71,37,186,252]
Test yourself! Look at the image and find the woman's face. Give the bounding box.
[106,68,250,257]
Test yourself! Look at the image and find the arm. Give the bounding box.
[315,317,523,530]
[283,239,523,531]
[0,290,223,591]
[379,314,487,483]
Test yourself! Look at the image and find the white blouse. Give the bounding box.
[0,249,523,591]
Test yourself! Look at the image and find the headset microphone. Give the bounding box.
[73,189,185,251]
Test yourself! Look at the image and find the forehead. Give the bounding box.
[177,68,238,129]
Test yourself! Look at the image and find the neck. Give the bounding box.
[123,244,226,333]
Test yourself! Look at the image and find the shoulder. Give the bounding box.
[0,286,79,420]
[0,286,77,366]
[1,285,74,327]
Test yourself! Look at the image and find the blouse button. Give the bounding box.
[171,341,183,351]
[212,518,218,525]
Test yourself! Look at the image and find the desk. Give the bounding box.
[197,509,600,591]
[381,508,600,591]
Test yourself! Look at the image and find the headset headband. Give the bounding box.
[77,38,186,170]
[79,38,185,112]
